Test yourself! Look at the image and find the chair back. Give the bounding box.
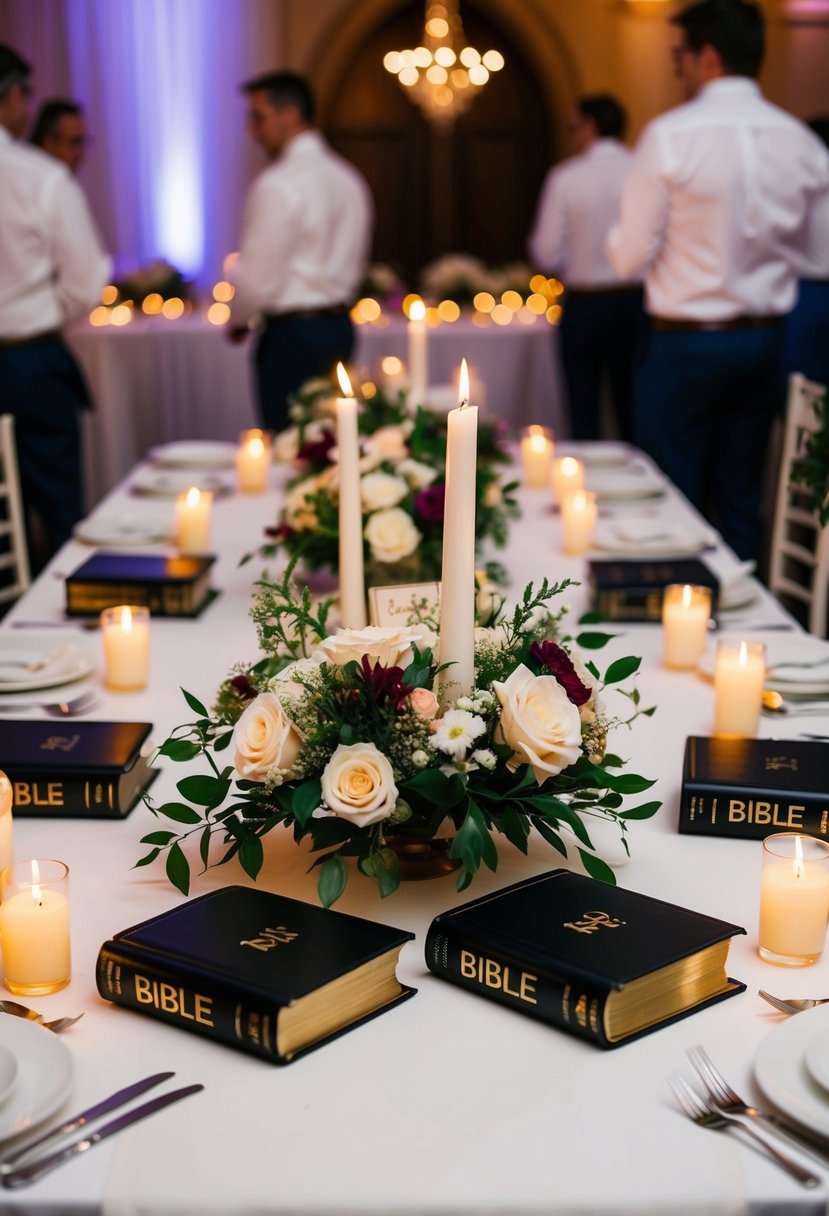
[0,414,31,608]
[768,373,829,637]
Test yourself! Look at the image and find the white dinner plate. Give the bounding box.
[591,522,714,558]
[0,1017,73,1142]
[73,513,173,548]
[147,440,237,470]
[585,467,666,501]
[0,631,96,693]
[558,442,634,467]
[755,1003,829,1140]
[0,1045,19,1106]
[129,468,231,499]
[697,633,829,695]
[804,1026,829,1093]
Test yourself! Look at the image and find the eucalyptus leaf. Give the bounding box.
[177,774,231,807]
[158,738,201,763]
[577,848,617,885]
[603,656,641,684]
[318,854,347,907]
[140,830,176,846]
[240,832,264,880]
[165,842,190,895]
[157,801,204,825]
[617,800,661,821]
[134,848,161,868]
[575,631,618,650]
[181,688,209,718]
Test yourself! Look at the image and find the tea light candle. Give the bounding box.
[0,774,12,878]
[439,358,478,706]
[175,486,212,554]
[236,429,269,493]
[714,638,766,735]
[662,584,712,670]
[520,426,555,489]
[0,860,71,995]
[101,604,151,691]
[551,455,585,504]
[560,489,598,555]
[759,834,829,965]
[335,362,366,628]
[408,299,428,406]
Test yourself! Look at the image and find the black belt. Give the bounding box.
[263,305,350,324]
[566,285,642,297]
[651,315,785,333]
[0,329,61,348]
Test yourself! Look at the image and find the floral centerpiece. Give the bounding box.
[261,376,519,585]
[113,258,191,305]
[139,566,659,907]
[419,253,534,305]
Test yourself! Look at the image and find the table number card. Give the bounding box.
[368,582,440,627]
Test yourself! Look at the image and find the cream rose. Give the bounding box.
[233,692,303,781]
[360,471,409,512]
[409,686,439,720]
[363,424,409,464]
[364,507,421,563]
[397,457,438,489]
[493,664,582,785]
[314,625,429,670]
[272,427,300,464]
[321,742,398,827]
[284,477,320,530]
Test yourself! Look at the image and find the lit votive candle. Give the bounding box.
[560,489,597,555]
[759,833,829,966]
[551,455,585,504]
[0,773,12,878]
[236,429,269,493]
[714,638,765,736]
[0,860,71,995]
[101,604,151,691]
[520,425,555,489]
[662,583,712,670]
[174,486,212,554]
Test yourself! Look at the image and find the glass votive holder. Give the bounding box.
[550,455,585,505]
[520,425,555,489]
[0,860,71,995]
[662,584,712,670]
[0,772,12,877]
[759,833,829,966]
[236,428,271,493]
[713,638,765,736]
[174,486,213,555]
[560,489,598,555]
[100,604,151,691]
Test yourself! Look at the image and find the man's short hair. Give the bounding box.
[241,71,314,123]
[577,94,626,140]
[0,44,31,103]
[672,0,764,77]
[30,99,83,147]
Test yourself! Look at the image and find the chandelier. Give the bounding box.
[383,1,504,131]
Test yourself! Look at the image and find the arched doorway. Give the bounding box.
[320,1,556,283]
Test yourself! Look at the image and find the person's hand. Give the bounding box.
[227,325,249,345]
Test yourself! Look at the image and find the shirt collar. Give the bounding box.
[588,138,624,156]
[697,77,762,102]
[282,128,325,162]
[0,126,12,147]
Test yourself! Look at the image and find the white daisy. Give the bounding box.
[431,710,487,759]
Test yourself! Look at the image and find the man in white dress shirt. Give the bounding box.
[529,95,644,442]
[229,72,373,432]
[607,0,829,560]
[0,45,109,563]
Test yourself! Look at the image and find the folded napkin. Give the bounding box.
[610,518,717,547]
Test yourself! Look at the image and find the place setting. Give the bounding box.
[0,632,97,697]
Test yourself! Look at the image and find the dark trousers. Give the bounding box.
[784,278,829,388]
[255,314,355,433]
[634,325,786,561]
[0,337,88,561]
[560,288,646,442]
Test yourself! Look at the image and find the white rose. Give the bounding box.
[284,477,320,529]
[360,471,409,512]
[364,507,421,564]
[273,427,300,464]
[493,664,582,785]
[314,625,429,669]
[397,458,438,489]
[321,742,398,827]
[363,425,409,464]
[233,692,303,781]
[484,481,503,508]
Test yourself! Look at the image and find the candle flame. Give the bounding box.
[31,859,42,905]
[120,605,133,633]
[458,358,470,406]
[336,362,353,398]
[248,436,265,458]
[186,486,201,508]
[738,640,748,669]
[409,299,425,322]
[560,456,580,477]
[681,584,692,609]
[570,489,587,513]
[529,434,547,453]
[794,834,804,880]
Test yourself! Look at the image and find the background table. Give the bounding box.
[1,453,824,1216]
[67,314,567,510]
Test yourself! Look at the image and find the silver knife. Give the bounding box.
[0,1071,175,1170]
[2,1083,203,1189]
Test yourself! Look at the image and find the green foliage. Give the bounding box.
[790,391,829,526]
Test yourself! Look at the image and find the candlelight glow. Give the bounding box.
[248,437,265,458]
[186,486,201,508]
[681,584,692,609]
[795,834,805,880]
[336,363,354,397]
[120,606,134,633]
[31,859,41,905]
[458,358,470,405]
[738,640,748,669]
[381,356,403,376]
[409,298,426,323]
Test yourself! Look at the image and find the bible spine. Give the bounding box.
[678,786,829,840]
[10,774,130,818]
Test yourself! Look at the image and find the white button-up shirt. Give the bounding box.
[230,130,373,324]
[606,78,829,320]
[528,139,639,289]
[0,126,110,339]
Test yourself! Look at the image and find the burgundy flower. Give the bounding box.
[530,640,591,706]
[230,673,257,701]
[414,483,445,524]
[264,523,294,540]
[358,655,413,713]
[298,429,336,465]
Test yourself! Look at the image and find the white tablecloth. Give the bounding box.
[67,314,567,510]
[1,454,826,1216]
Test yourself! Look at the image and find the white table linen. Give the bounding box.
[1,454,826,1216]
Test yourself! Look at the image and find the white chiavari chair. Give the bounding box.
[0,414,31,610]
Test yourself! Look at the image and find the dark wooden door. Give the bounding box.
[322,1,555,283]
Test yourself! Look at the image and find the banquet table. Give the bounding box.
[67,313,567,510]
[1,446,828,1216]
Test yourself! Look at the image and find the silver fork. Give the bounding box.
[668,1073,820,1187]
[0,692,100,717]
[0,1002,84,1033]
[759,990,829,1015]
